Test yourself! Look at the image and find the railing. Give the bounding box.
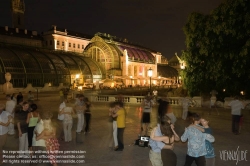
[81,93,202,107]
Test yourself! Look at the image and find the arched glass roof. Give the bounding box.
[0,45,103,87]
[85,36,120,77]
[117,45,155,62]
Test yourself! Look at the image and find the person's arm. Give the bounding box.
[171,125,180,141]
[26,113,30,124]
[112,109,119,117]
[0,117,11,126]
[189,124,205,132]
[150,127,169,142]
[36,130,45,140]
[181,127,188,142]
[204,133,215,143]
[17,122,22,137]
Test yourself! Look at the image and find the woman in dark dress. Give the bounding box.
[151,115,180,166]
[84,97,91,133]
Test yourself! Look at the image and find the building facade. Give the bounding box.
[0,0,181,89]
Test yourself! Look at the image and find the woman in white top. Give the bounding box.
[26,104,40,151]
[60,99,74,142]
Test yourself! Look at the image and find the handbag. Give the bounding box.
[58,114,64,120]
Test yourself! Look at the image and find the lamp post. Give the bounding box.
[148,67,153,93]
[130,76,132,87]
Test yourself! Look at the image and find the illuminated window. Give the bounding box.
[57,41,59,45]
[69,43,71,47]
[62,41,64,46]
[73,44,75,48]
[78,44,80,49]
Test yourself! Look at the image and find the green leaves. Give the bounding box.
[182,0,250,97]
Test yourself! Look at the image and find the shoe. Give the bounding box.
[115,148,123,151]
[113,146,118,150]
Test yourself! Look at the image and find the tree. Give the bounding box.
[182,0,250,98]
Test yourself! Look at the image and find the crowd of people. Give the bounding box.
[0,92,93,166]
[149,97,216,166]
[0,91,247,166]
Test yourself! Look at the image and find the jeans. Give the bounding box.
[117,128,125,150]
[184,155,206,166]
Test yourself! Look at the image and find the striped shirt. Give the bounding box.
[228,100,244,115]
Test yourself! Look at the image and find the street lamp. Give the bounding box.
[148,67,153,93]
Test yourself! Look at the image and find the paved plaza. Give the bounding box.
[0,92,250,166]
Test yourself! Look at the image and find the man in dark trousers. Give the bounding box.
[228,96,244,135]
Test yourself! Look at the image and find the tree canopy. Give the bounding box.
[182,0,250,98]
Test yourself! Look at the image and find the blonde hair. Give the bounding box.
[43,119,53,132]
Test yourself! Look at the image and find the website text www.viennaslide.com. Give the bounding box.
[2,150,86,164]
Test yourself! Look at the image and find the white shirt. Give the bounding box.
[228,100,244,115]
[143,100,154,113]
[182,97,189,108]
[59,102,66,112]
[32,119,45,147]
[0,111,10,135]
[5,100,16,114]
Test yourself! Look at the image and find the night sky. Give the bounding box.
[0,0,224,59]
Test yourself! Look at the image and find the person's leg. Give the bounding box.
[76,113,82,133]
[68,122,73,141]
[194,156,206,166]
[232,115,236,133]
[117,128,124,150]
[84,113,90,132]
[182,108,188,120]
[149,150,163,166]
[235,115,241,134]
[0,134,7,163]
[80,113,85,132]
[184,154,195,166]
[19,133,25,157]
[24,133,29,156]
[63,121,68,142]
[113,121,118,147]
[206,157,215,166]
[27,127,34,149]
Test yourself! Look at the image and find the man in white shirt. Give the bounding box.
[228,96,244,135]
[0,103,12,164]
[5,95,16,135]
